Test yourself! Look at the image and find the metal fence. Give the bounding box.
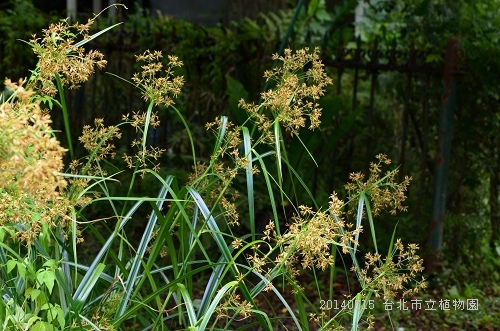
[320,37,459,270]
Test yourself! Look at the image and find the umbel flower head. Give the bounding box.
[345,153,411,216]
[239,47,332,142]
[357,239,427,299]
[27,18,107,96]
[0,79,72,244]
[274,203,362,272]
[132,50,184,107]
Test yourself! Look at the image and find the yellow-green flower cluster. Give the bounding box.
[274,202,361,273]
[132,50,184,107]
[239,47,332,142]
[357,239,427,299]
[345,153,411,216]
[28,18,107,96]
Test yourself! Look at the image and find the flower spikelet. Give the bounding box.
[183,119,245,227]
[357,239,426,299]
[79,119,122,160]
[28,18,107,96]
[239,47,332,142]
[277,205,362,272]
[215,291,253,322]
[76,118,122,176]
[121,111,165,174]
[345,154,411,216]
[205,118,247,169]
[132,50,184,107]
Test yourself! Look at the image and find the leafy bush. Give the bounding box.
[0,1,48,80]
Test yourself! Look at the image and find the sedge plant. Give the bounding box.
[0,13,426,331]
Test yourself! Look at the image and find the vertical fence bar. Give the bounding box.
[427,37,459,273]
[399,43,414,180]
[348,38,362,173]
[351,38,361,111]
[415,73,431,220]
[328,38,344,195]
[490,142,500,248]
[366,40,378,172]
[399,77,410,178]
[67,0,77,22]
[92,0,101,14]
[108,0,117,17]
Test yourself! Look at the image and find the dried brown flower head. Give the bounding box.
[0,79,72,244]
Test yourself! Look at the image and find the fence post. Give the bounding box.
[427,37,459,273]
[366,40,378,172]
[67,0,77,21]
[93,0,101,14]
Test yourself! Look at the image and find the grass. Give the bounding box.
[0,12,428,331]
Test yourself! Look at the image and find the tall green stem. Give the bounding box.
[55,74,74,159]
